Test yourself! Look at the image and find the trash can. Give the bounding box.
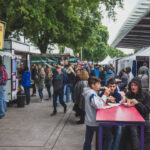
[17,94,26,108]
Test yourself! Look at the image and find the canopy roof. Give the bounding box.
[64,47,74,56]
[0,51,21,59]
[119,47,150,62]
[111,0,150,49]
[100,55,112,65]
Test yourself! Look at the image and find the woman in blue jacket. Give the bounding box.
[22,66,31,105]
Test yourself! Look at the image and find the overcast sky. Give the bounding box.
[102,0,139,54]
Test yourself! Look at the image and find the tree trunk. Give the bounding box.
[37,42,48,54]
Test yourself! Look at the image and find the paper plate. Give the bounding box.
[108,103,120,107]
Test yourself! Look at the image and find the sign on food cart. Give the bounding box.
[0,21,5,50]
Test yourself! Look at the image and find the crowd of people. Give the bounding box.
[0,58,150,150]
[20,61,150,150]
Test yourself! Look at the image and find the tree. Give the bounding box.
[106,46,127,58]
[82,24,109,62]
[0,0,45,38]
[0,0,123,53]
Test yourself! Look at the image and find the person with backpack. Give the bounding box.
[0,63,8,119]
[51,65,67,116]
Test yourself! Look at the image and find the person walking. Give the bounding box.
[36,67,45,102]
[51,65,67,116]
[22,66,31,105]
[66,67,76,103]
[45,66,53,100]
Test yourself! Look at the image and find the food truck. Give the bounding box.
[1,39,30,102]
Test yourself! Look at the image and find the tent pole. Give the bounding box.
[149,56,150,92]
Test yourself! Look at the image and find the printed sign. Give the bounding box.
[0,22,5,50]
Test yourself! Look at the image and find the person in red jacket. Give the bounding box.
[0,63,8,119]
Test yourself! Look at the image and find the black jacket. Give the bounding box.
[67,72,75,84]
[126,77,150,120]
[31,68,37,80]
[53,73,64,92]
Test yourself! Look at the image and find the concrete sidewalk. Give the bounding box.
[0,90,94,150]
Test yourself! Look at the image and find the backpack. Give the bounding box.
[0,69,8,85]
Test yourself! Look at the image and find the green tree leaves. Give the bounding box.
[0,0,124,56]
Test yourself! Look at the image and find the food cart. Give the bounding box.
[1,39,30,102]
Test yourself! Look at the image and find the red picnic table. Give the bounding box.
[96,105,145,150]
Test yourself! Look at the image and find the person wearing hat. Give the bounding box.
[51,65,67,116]
[121,77,150,150]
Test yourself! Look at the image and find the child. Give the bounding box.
[103,77,122,150]
[83,76,110,150]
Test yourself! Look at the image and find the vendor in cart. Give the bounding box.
[17,63,24,85]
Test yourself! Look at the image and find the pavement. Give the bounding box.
[0,89,96,150]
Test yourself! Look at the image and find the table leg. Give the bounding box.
[141,125,144,150]
[99,124,103,150]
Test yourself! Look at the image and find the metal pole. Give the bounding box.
[149,56,150,92]
[81,47,83,61]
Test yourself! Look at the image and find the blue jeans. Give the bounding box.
[63,85,66,101]
[47,87,51,98]
[38,89,43,100]
[83,126,99,150]
[53,89,66,112]
[103,126,122,150]
[0,85,6,117]
[24,87,30,104]
[66,84,74,102]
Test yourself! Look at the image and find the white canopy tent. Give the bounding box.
[99,55,112,65]
[64,47,74,56]
[0,51,21,59]
[118,47,150,74]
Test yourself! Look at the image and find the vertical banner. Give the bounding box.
[0,22,5,50]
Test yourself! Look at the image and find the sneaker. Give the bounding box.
[64,105,67,113]
[51,111,57,116]
[76,120,84,124]
[0,115,5,119]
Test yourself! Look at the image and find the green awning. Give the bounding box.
[31,57,59,66]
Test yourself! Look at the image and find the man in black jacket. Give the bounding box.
[51,65,67,116]
[121,77,150,150]
[31,64,37,96]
